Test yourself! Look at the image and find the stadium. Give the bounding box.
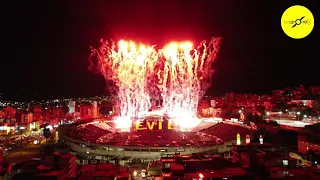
[65,116,256,159]
[65,38,256,159]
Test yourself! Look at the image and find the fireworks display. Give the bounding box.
[89,37,222,131]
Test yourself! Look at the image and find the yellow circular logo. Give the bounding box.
[281,5,314,39]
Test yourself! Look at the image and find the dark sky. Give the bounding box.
[3,0,319,100]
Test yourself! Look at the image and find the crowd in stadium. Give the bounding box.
[95,130,221,147]
[67,124,111,142]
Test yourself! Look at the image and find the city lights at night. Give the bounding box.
[1,1,319,179]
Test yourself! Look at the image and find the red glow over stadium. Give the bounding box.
[89,38,221,131]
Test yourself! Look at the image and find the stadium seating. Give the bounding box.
[201,122,254,142]
[68,124,111,143]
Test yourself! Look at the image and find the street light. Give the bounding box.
[199,173,204,179]
[278,111,282,120]
[297,112,301,120]
[133,171,137,177]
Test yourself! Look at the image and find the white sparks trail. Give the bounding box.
[89,37,222,131]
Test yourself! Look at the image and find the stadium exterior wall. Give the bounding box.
[65,136,219,159]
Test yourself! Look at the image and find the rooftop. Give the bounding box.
[185,168,251,179]
[270,166,320,177]
[36,169,64,177]
[263,151,285,161]
[53,152,75,159]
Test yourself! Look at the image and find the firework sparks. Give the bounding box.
[89,37,221,131]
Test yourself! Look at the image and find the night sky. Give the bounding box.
[3,0,319,100]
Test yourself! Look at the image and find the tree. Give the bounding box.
[43,128,52,143]
[274,102,290,112]
[247,113,254,122]
[268,121,279,127]
[255,114,265,124]
[303,123,320,134]
[251,127,268,143]
[307,149,317,163]
[276,129,297,147]
[248,114,264,124]
[62,105,69,115]
[312,100,320,111]
[255,106,266,114]
[19,130,25,146]
[301,107,312,116]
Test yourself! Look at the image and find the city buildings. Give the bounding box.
[0,100,102,135]
[0,85,319,179]
[9,152,76,180]
[298,135,320,154]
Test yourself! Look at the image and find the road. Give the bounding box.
[4,145,42,163]
[3,136,49,163]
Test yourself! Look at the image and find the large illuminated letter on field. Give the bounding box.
[168,121,174,130]
[147,121,155,130]
[158,121,163,130]
[136,121,144,130]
